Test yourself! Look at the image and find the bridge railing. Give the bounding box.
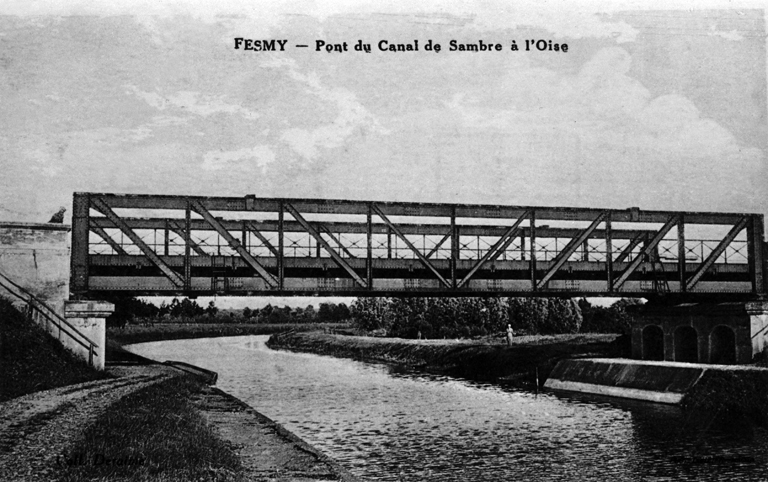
[88,230,750,265]
[0,270,99,365]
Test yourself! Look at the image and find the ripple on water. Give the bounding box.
[127,335,768,482]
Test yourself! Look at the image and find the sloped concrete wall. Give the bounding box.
[0,222,70,315]
[546,357,768,405]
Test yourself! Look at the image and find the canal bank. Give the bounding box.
[112,347,359,482]
[266,331,625,388]
[268,332,768,424]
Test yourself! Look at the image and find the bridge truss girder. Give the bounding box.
[70,193,767,300]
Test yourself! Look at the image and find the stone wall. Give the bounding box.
[0,222,71,315]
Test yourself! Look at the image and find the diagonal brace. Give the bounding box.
[686,216,748,291]
[190,201,277,288]
[537,212,607,289]
[90,197,184,287]
[169,220,208,256]
[284,203,367,288]
[613,215,680,290]
[458,211,531,288]
[426,232,451,259]
[319,225,356,258]
[614,232,645,264]
[245,222,279,256]
[90,225,128,256]
[371,204,450,288]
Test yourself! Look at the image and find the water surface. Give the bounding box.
[127,336,768,481]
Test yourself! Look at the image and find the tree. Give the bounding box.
[350,297,391,331]
[508,298,582,335]
[579,298,642,334]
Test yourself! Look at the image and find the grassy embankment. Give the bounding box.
[0,300,279,481]
[0,297,105,402]
[267,331,628,388]
[109,322,348,345]
[59,375,247,482]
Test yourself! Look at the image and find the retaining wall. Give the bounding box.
[545,357,768,404]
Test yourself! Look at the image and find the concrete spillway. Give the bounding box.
[545,358,768,404]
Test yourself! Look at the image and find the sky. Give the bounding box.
[0,1,766,308]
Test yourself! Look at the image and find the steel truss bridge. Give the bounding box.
[70,193,767,301]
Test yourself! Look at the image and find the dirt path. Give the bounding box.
[0,365,178,481]
[191,384,359,482]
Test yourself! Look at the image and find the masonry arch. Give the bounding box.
[709,325,736,365]
[674,326,699,363]
[641,325,665,361]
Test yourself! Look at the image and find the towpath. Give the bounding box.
[0,363,357,481]
[0,365,177,481]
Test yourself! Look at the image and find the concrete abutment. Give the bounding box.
[1,222,111,370]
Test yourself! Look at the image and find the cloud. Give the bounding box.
[264,58,388,161]
[446,47,758,164]
[126,86,260,119]
[201,145,276,171]
[2,0,641,42]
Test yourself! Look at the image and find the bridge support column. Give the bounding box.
[631,302,768,364]
[64,300,113,371]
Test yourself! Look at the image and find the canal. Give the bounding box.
[127,335,768,481]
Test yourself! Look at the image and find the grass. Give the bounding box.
[108,322,349,346]
[0,297,105,402]
[59,375,246,482]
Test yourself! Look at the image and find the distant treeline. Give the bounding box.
[106,296,350,326]
[350,297,641,339]
[106,295,640,338]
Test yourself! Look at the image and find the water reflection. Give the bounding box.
[127,335,768,481]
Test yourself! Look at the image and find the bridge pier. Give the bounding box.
[631,302,768,364]
[63,300,113,370]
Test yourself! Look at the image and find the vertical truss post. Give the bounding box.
[520,232,526,261]
[278,201,284,291]
[70,193,90,297]
[164,219,169,256]
[184,201,191,291]
[605,215,613,292]
[242,223,247,251]
[530,211,537,291]
[678,215,686,292]
[367,204,373,290]
[748,214,766,297]
[582,241,589,262]
[451,206,457,289]
[387,227,392,259]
